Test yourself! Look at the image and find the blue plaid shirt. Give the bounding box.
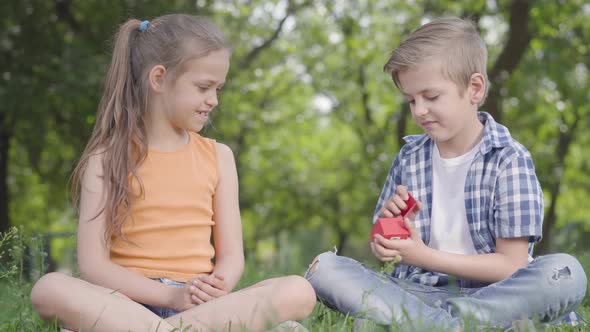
[374,112,544,287]
[373,112,584,326]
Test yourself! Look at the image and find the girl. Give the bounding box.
[30,14,316,332]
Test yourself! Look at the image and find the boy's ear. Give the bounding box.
[468,73,486,105]
[148,65,168,93]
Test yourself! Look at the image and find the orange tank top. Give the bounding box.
[110,132,218,282]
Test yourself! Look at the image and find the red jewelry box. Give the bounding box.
[370,193,417,241]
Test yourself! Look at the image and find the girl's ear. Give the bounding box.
[469,73,486,105]
[148,65,167,93]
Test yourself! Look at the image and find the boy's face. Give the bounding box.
[397,60,483,155]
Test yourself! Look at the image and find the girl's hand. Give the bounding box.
[379,185,421,219]
[189,273,228,304]
[168,283,197,312]
[371,218,430,267]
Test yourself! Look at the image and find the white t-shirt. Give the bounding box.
[428,141,483,255]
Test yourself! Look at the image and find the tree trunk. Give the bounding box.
[535,116,579,255]
[536,182,560,255]
[0,121,10,235]
[396,103,410,148]
[336,229,348,256]
[485,0,533,123]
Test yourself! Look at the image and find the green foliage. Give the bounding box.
[380,255,402,275]
[0,227,53,331]
[0,227,18,279]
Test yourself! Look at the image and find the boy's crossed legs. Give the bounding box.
[305,251,586,331]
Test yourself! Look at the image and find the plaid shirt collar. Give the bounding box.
[402,112,510,156]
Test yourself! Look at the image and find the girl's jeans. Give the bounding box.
[143,278,184,318]
[304,252,587,330]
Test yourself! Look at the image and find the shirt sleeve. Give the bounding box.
[493,153,544,242]
[373,152,404,224]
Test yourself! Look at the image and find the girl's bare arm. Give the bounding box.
[211,143,245,291]
[77,153,192,311]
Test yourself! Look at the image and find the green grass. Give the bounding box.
[0,278,59,331]
[0,294,587,332]
[0,243,588,331]
[0,277,588,331]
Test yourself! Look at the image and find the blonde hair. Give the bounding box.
[71,14,228,244]
[384,17,488,100]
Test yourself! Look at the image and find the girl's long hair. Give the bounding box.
[71,14,227,245]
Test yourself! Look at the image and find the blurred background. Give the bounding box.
[0,0,589,329]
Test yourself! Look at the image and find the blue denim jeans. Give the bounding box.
[142,278,185,319]
[305,252,587,331]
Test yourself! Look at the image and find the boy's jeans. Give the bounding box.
[305,252,587,330]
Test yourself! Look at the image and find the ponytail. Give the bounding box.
[72,14,228,245]
[72,19,148,245]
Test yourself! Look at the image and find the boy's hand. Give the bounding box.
[371,218,429,267]
[379,185,421,219]
[189,273,228,304]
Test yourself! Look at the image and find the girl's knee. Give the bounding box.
[285,275,316,307]
[31,272,67,303]
[275,275,316,319]
[31,272,71,318]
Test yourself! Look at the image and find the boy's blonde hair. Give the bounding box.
[384,17,488,101]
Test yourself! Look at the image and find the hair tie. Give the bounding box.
[139,20,149,32]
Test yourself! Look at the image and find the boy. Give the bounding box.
[305,17,586,330]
